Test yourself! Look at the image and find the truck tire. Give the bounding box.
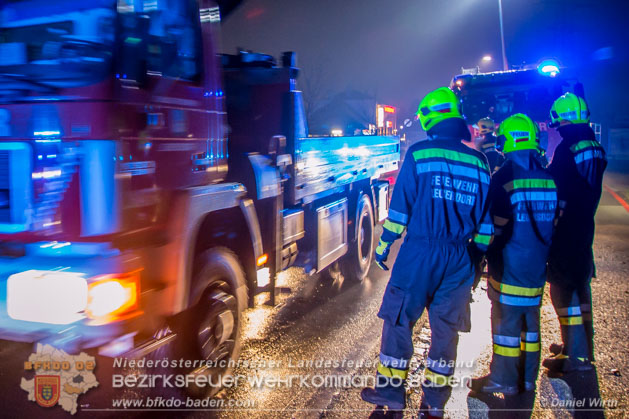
[175,247,246,398]
[340,193,374,281]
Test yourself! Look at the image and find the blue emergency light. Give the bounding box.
[537,59,560,77]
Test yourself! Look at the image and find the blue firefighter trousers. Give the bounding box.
[547,255,594,361]
[548,280,593,360]
[377,237,475,411]
[488,302,541,387]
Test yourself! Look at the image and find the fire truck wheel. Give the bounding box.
[177,248,245,398]
[340,193,374,281]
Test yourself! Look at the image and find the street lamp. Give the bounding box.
[482,55,492,62]
[498,0,508,70]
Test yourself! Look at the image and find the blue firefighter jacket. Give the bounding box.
[547,124,607,282]
[487,151,558,306]
[380,137,493,254]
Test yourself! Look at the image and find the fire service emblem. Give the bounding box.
[35,375,60,408]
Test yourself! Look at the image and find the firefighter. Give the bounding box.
[361,87,493,417]
[462,116,505,296]
[469,117,504,294]
[470,114,558,395]
[476,117,505,174]
[544,93,607,373]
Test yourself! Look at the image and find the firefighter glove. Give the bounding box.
[374,239,392,271]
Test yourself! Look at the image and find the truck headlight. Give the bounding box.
[7,270,88,324]
[86,272,140,322]
[7,269,141,325]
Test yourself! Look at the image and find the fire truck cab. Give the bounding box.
[451,65,592,160]
[0,0,399,394]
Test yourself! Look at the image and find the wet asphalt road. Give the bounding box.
[0,229,401,419]
[1,172,628,418]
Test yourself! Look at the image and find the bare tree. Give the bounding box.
[299,62,329,128]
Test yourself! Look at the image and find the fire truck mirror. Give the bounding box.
[268,135,287,160]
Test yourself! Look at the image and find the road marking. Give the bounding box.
[603,184,629,213]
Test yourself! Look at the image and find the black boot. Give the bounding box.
[543,355,592,374]
[361,387,405,410]
[469,375,518,396]
[361,373,406,410]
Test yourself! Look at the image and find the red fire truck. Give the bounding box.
[0,0,399,393]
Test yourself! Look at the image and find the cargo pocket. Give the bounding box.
[377,284,406,326]
[430,285,473,332]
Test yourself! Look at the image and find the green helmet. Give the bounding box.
[497,113,540,153]
[416,87,463,131]
[549,92,590,128]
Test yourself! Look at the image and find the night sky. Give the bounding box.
[220,0,629,126]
